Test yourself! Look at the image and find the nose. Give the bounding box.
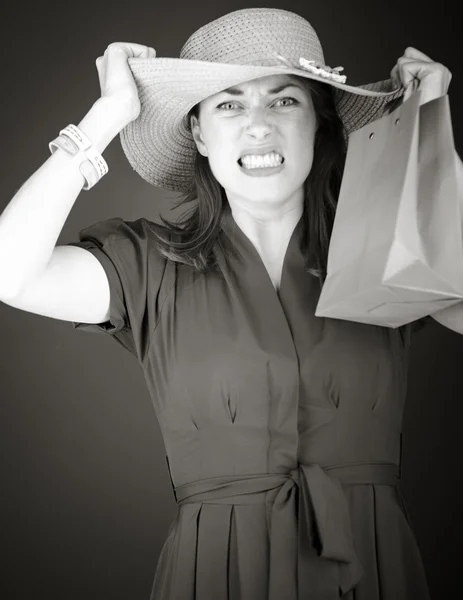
[244,107,274,140]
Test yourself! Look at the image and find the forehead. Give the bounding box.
[210,74,309,98]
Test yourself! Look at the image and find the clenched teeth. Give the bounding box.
[239,152,284,169]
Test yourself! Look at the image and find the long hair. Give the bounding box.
[149,77,348,286]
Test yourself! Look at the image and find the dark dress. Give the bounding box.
[67,211,433,600]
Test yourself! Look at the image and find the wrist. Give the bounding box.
[77,97,128,154]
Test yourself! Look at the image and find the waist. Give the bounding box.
[173,461,400,506]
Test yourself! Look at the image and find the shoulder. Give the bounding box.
[79,216,173,254]
[92,216,166,242]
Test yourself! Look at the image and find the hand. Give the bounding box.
[95,42,157,125]
[390,47,452,105]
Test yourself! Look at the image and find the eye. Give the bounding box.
[217,101,239,111]
[274,97,298,107]
[216,97,299,111]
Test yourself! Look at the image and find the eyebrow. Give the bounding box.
[219,82,305,96]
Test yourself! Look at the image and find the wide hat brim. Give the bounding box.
[119,57,405,193]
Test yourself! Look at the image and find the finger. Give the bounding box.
[390,61,415,88]
[404,46,434,62]
[403,77,420,101]
[107,41,155,58]
[103,44,136,90]
[391,58,426,93]
[132,45,156,58]
[397,59,428,88]
[95,56,105,89]
[390,64,402,88]
[390,56,420,86]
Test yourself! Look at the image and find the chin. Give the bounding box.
[232,188,295,203]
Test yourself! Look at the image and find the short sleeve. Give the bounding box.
[66,217,170,361]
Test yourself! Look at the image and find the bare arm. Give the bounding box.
[0,42,156,326]
[0,244,113,325]
[0,96,126,299]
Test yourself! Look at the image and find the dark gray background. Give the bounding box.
[1,0,461,598]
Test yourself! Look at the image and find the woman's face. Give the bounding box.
[190,74,317,211]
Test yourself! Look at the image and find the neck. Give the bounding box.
[226,203,303,263]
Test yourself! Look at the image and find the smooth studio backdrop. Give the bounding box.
[1,1,461,598]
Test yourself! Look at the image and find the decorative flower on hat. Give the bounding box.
[298,57,347,83]
[274,53,347,84]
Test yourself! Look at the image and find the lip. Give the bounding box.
[238,161,285,177]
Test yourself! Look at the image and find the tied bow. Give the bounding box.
[174,463,365,599]
[267,463,363,599]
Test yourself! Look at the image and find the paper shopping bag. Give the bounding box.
[315,89,463,328]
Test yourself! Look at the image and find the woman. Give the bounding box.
[0,7,456,600]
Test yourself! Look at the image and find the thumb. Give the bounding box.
[403,77,420,102]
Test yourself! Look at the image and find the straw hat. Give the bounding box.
[120,8,405,192]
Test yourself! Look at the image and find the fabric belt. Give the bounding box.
[172,461,400,599]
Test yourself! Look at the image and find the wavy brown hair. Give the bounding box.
[149,77,348,287]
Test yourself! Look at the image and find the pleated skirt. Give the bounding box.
[150,483,430,600]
